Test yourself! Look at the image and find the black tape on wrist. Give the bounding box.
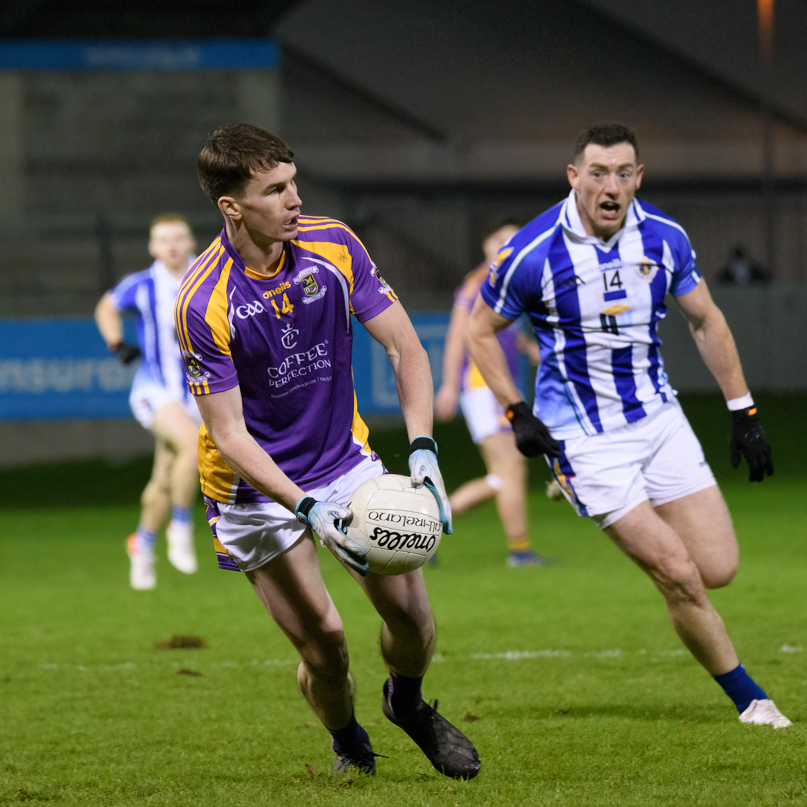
[295,496,317,524]
[409,436,438,455]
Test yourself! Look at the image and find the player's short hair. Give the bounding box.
[573,123,639,163]
[198,123,295,204]
[149,213,192,235]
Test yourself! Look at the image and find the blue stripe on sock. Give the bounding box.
[171,505,192,524]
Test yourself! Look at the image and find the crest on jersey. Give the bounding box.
[293,265,327,304]
[635,258,660,283]
[181,350,204,380]
[372,265,392,295]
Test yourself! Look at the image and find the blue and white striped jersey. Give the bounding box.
[479,190,702,438]
[111,259,194,404]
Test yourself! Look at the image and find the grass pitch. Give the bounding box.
[1,396,806,805]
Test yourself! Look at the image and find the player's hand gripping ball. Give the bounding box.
[343,474,442,575]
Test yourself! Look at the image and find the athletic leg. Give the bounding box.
[604,499,739,675]
[352,569,480,779]
[247,532,353,731]
[126,439,172,590]
[152,402,200,573]
[483,431,553,565]
[449,477,496,517]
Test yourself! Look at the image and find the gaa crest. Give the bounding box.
[635,258,660,283]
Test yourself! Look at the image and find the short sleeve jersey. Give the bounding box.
[453,263,521,393]
[111,259,193,404]
[480,190,702,438]
[175,216,397,504]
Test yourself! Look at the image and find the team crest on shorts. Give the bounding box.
[294,266,327,304]
[635,258,660,282]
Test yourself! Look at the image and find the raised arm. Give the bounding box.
[675,279,772,482]
[363,301,452,532]
[466,296,521,408]
[362,301,433,441]
[674,280,748,402]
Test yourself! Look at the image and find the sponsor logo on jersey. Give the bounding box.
[600,304,631,316]
[262,282,291,299]
[266,341,331,387]
[234,300,266,319]
[293,266,327,304]
[280,322,299,350]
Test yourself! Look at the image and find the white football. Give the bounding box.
[345,474,442,575]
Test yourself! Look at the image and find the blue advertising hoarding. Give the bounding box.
[0,316,449,422]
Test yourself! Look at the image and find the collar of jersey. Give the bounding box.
[560,190,646,250]
[220,227,288,281]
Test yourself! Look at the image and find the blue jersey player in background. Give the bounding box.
[467,123,790,729]
[95,214,201,590]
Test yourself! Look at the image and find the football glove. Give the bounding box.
[113,342,141,365]
[409,436,453,534]
[295,496,369,576]
[730,406,773,483]
[506,402,561,458]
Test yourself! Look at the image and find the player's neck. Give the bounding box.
[163,260,189,280]
[225,220,285,277]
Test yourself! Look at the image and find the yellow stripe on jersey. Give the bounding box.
[350,392,372,455]
[198,424,240,503]
[177,243,225,352]
[205,258,234,357]
[295,240,355,294]
[176,239,222,343]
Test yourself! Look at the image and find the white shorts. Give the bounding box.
[548,402,716,530]
[459,387,512,445]
[206,455,385,573]
[130,383,202,430]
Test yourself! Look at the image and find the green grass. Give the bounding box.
[1,393,806,805]
[2,478,807,805]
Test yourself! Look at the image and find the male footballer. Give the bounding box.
[175,124,480,776]
[467,122,790,728]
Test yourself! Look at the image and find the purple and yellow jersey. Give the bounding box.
[454,263,520,392]
[174,216,398,504]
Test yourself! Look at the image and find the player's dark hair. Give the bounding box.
[573,123,639,163]
[198,123,294,204]
[483,215,525,240]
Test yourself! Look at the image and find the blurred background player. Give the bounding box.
[435,218,558,567]
[95,214,201,590]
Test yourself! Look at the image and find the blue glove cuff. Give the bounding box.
[294,495,316,525]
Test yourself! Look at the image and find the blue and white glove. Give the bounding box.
[294,496,369,576]
[408,435,453,535]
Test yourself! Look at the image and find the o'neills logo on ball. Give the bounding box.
[367,511,441,533]
[369,527,437,552]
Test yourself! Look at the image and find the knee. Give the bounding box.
[649,556,707,605]
[384,600,435,647]
[701,562,737,590]
[141,477,168,506]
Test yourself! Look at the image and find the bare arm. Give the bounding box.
[466,296,521,408]
[194,385,305,512]
[434,302,470,420]
[675,280,749,401]
[362,301,433,440]
[94,291,124,350]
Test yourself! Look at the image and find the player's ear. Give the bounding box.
[147,238,157,259]
[567,163,579,188]
[635,164,644,190]
[218,196,242,221]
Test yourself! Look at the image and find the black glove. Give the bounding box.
[506,402,561,458]
[113,342,141,365]
[730,406,773,482]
